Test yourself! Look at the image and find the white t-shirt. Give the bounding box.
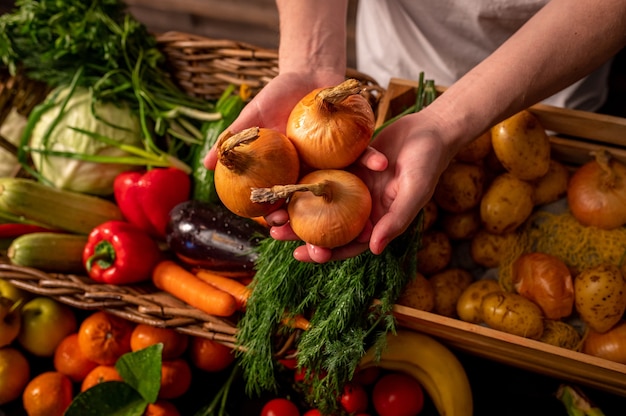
[356,0,612,111]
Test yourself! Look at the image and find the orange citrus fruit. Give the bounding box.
[158,358,192,399]
[144,399,181,416]
[77,310,134,365]
[189,336,235,372]
[22,371,73,416]
[0,347,30,405]
[130,324,189,359]
[53,333,99,382]
[81,365,124,392]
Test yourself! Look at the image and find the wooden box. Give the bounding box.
[382,78,626,397]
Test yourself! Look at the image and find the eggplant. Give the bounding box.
[166,200,269,272]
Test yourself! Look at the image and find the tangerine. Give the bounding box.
[81,365,124,392]
[158,358,192,399]
[189,336,235,372]
[130,324,189,359]
[144,399,181,416]
[0,347,30,405]
[53,333,99,382]
[22,371,73,416]
[77,310,134,365]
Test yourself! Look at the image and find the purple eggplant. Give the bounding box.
[166,200,269,272]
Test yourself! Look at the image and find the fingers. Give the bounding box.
[358,146,388,171]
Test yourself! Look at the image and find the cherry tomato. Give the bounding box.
[302,410,321,416]
[372,372,424,416]
[261,398,301,416]
[340,382,369,414]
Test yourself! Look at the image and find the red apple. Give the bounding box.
[17,297,77,357]
[0,296,21,347]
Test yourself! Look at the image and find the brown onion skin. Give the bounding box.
[286,80,375,169]
[567,152,626,229]
[512,252,574,320]
[287,169,372,248]
[215,127,300,218]
[582,320,626,364]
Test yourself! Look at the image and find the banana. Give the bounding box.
[359,329,473,416]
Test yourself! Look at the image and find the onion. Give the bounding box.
[512,252,574,320]
[214,127,300,218]
[286,79,375,169]
[251,169,372,248]
[582,320,626,364]
[567,150,626,229]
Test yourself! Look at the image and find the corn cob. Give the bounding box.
[0,178,124,234]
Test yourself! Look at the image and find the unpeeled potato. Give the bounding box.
[480,172,534,234]
[574,264,626,333]
[481,291,544,339]
[455,130,492,163]
[433,161,485,213]
[441,209,481,240]
[430,268,474,317]
[470,229,517,268]
[456,279,502,324]
[416,230,452,275]
[396,272,436,312]
[419,199,439,232]
[491,110,551,181]
[532,159,570,206]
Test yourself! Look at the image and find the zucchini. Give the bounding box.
[191,86,245,204]
[0,178,124,234]
[7,232,88,274]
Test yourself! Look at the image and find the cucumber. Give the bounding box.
[8,232,88,274]
[191,86,245,204]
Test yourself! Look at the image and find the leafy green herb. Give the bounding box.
[1,0,221,173]
[237,214,422,415]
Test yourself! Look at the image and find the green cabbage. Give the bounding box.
[29,85,143,196]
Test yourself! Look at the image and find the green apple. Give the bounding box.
[0,279,31,303]
[0,296,21,347]
[17,296,77,357]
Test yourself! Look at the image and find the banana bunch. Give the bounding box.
[359,329,473,416]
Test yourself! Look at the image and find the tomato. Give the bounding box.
[261,398,300,416]
[340,382,369,414]
[372,372,424,416]
[302,410,321,416]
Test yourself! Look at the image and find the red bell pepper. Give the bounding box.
[113,167,191,239]
[83,220,163,285]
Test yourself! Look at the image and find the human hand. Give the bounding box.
[203,71,345,170]
[271,110,458,263]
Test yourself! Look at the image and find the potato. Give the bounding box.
[574,264,626,333]
[480,172,534,234]
[456,279,502,324]
[539,320,582,350]
[416,230,452,275]
[430,268,474,317]
[491,110,551,181]
[455,130,492,163]
[481,291,544,339]
[441,209,481,240]
[419,199,439,232]
[433,161,485,213]
[470,229,517,268]
[396,272,436,312]
[531,159,570,206]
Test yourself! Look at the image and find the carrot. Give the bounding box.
[152,260,238,317]
[194,268,252,310]
[281,314,310,331]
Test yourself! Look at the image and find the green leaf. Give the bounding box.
[65,381,147,416]
[115,343,163,403]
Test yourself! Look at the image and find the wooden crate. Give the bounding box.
[382,78,626,397]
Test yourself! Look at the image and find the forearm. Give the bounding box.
[429,0,626,150]
[276,0,348,76]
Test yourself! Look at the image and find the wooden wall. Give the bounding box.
[125,0,359,68]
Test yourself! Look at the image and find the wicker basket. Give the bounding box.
[0,32,384,350]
